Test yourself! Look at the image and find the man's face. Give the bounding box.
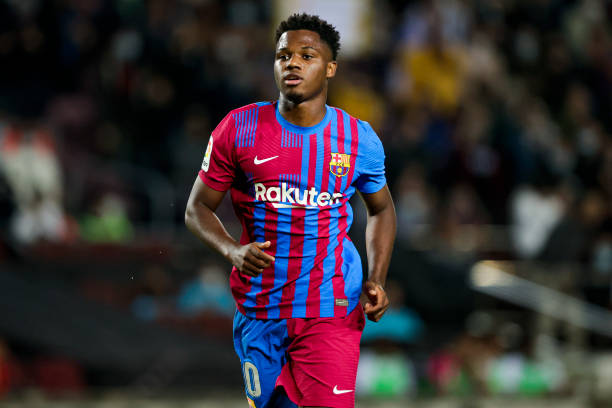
[274,29,337,103]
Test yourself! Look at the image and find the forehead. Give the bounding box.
[276,29,330,54]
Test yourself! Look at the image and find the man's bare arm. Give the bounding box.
[359,184,396,322]
[185,177,274,276]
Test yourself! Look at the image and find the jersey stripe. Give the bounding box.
[332,109,348,316]
[346,116,361,313]
[241,110,247,147]
[281,129,303,148]
[293,133,314,317]
[320,113,340,316]
[307,122,332,317]
[233,111,241,147]
[268,174,299,318]
[247,109,253,147]
[278,173,302,318]
[249,108,275,318]
[302,132,320,316]
[248,106,259,146]
[255,201,279,319]
[267,199,290,319]
[234,107,258,148]
[241,110,246,147]
[244,110,249,147]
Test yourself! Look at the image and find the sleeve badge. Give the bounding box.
[201,135,213,172]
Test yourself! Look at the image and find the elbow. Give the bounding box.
[371,198,396,220]
[184,202,194,229]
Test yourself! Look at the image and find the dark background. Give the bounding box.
[0,0,611,403]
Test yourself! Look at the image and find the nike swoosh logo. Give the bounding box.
[333,385,353,395]
[254,155,278,165]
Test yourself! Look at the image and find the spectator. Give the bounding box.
[0,121,71,244]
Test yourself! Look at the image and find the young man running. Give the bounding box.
[185,13,396,408]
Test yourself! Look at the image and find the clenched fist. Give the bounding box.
[230,241,275,277]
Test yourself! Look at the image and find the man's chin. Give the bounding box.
[284,90,305,104]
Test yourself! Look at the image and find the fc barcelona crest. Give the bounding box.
[330,152,350,177]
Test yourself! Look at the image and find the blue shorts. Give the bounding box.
[233,307,365,408]
[233,310,295,408]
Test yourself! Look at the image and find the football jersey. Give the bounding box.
[198,101,386,319]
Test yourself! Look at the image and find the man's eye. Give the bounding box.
[278,55,289,60]
[303,54,313,60]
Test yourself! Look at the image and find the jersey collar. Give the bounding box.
[275,102,332,134]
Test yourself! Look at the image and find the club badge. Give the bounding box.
[330,152,350,177]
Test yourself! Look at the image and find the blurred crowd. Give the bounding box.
[0,0,612,400]
[0,0,609,265]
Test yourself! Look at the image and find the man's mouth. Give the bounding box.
[283,74,303,86]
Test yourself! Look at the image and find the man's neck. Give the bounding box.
[278,93,327,128]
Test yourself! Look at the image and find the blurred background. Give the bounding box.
[0,0,611,407]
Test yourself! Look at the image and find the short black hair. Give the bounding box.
[275,13,340,60]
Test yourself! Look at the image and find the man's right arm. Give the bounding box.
[185,177,274,277]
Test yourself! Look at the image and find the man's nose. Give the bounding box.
[287,54,301,69]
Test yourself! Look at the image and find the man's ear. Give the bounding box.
[326,61,337,79]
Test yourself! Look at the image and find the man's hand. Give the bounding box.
[185,178,276,278]
[230,241,275,277]
[362,280,390,322]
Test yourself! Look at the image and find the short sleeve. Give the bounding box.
[354,122,386,194]
[198,112,237,191]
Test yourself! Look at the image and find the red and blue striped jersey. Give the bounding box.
[198,101,386,319]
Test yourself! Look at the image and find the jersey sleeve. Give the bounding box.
[354,122,387,194]
[198,112,237,191]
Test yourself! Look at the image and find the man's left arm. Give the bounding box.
[360,184,396,322]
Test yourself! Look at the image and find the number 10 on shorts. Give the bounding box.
[243,361,262,398]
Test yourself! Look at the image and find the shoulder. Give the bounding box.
[329,107,383,162]
[214,102,274,135]
[357,120,378,140]
[228,101,273,116]
[328,105,378,138]
[353,118,383,156]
